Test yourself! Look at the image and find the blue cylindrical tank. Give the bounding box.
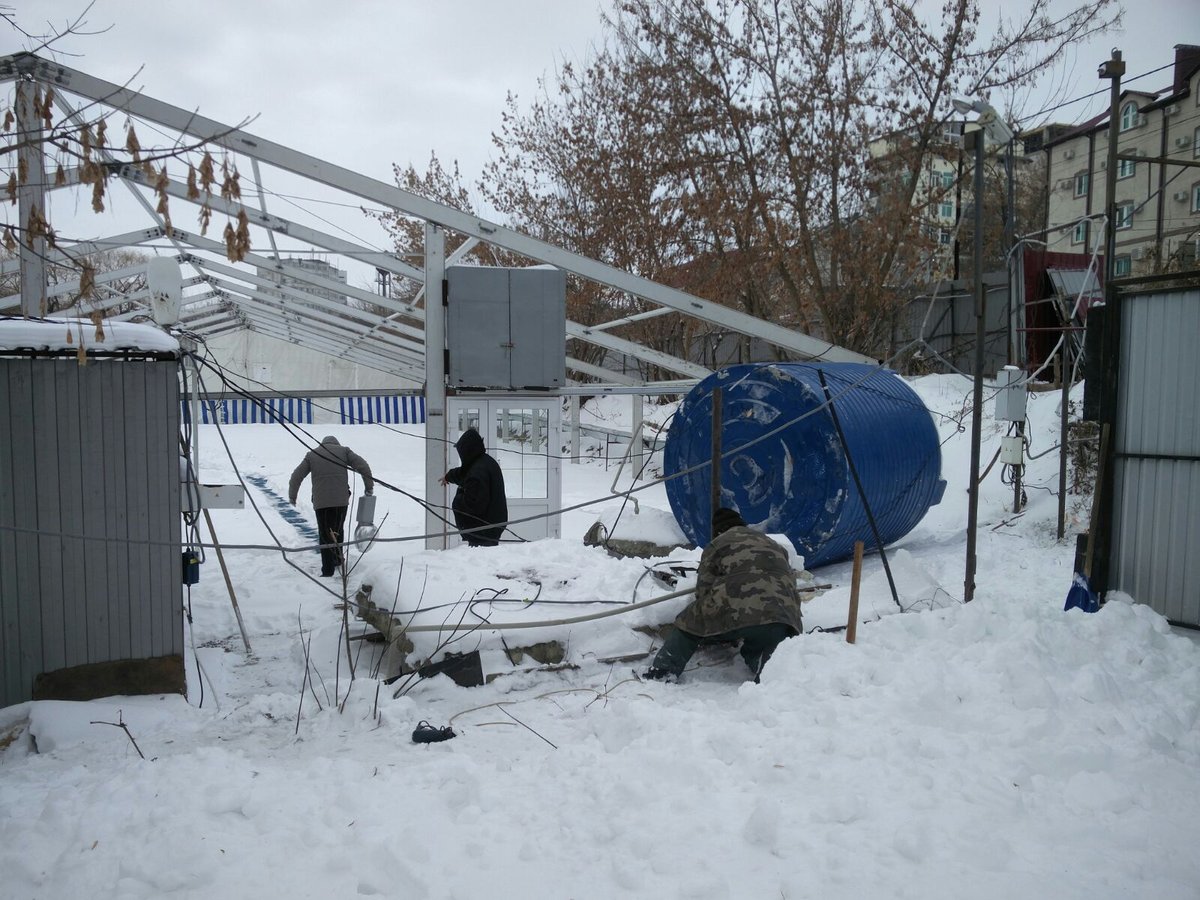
[663,363,946,567]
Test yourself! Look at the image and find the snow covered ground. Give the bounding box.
[2,374,1199,899]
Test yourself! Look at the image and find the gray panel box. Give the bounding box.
[446,265,566,390]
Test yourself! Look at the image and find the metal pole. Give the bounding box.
[1092,50,1126,597]
[1004,136,1024,514]
[1057,333,1070,540]
[631,393,644,480]
[964,129,986,603]
[423,224,446,549]
[202,509,252,655]
[15,76,47,317]
[569,395,580,464]
[1102,51,1124,290]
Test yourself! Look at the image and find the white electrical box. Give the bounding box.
[994,365,1027,422]
[182,483,246,512]
[1000,436,1024,466]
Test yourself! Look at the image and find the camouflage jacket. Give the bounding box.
[675,526,804,637]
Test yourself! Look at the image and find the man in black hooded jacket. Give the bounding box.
[441,427,508,546]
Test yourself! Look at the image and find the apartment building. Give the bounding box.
[1044,44,1200,275]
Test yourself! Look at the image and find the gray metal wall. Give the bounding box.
[0,357,182,708]
[1110,287,1200,626]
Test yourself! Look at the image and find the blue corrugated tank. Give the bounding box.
[663,363,946,567]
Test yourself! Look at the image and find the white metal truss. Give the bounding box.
[1,52,872,381]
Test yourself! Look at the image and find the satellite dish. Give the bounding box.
[146,257,183,326]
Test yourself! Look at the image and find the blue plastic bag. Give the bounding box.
[1064,572,1100,613]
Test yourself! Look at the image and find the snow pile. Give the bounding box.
[1,375,1199,899]
[0,316,179,353]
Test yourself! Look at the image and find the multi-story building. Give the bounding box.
[1044,44,1200,275]
[256,255,350,306]
[868,122,966,280]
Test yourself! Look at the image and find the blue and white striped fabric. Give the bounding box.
[183,397,314,425]
[339,395,426,424]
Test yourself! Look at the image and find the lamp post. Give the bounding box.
[951,97,1014,603]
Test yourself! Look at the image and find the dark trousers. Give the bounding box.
[315,505,348,576]
[652,623,795,681]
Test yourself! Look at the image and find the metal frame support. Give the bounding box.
[569,395,581,465]
[631,394,645,479]
[15,75,46,316]
[964,128,986,603]
[1,53,870,366]
[424,224,447,550]
[1092,49,1127,597]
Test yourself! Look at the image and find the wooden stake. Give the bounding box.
[846,541,864,644]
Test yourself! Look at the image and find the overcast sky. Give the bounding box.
[5,0,1194,287]
[13,0,1195,189]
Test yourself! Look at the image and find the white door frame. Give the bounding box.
[442,395,562,547]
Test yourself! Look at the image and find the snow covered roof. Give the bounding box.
[0,317,180,355]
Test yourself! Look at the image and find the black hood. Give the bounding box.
[455,428,486,465]
[711,506,746,537]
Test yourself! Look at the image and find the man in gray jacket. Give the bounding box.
[289,436,374,577]
[644,507,803,683]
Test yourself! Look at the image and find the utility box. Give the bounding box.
[1000,435,1024,466]
[181,483,246,512]
[994,365,1027,423]
[446,265,566,390]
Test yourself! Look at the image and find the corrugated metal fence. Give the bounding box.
[0,357,183,708]
[1106,281,1200,627]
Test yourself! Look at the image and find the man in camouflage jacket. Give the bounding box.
[645,507,803,682]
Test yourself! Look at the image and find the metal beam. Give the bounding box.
[589,305,678,331]
[232,313,422,381]
[106,162,427,281]
[565,357,641,385]
[201,279,425,363]
[14,76,46,316]
[6,52,870,364]
[188,255,425,345]
[169,228,427,326]
[566,322,711,379]
[0,228,175,277]
[205,282,425,366]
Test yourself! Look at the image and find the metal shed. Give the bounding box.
[1094,274,1200,627]
[0,347,184,707]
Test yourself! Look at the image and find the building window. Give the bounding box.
[1072,221,1087,244]
[1120,101,1139,131]
[1118,157,1136,179]
[1192,183,1200,214]
[1114,256,1132,276]
[1194,126,1200,157]
[1116,203,1134,229]
[1074,171,1089,197]
[940,199,954,218]
[938,229,951,245]
[941,171,955,190]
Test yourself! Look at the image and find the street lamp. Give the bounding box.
[951,96,1012,603]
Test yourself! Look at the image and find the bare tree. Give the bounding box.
[1,245,150,315]
[473,0,1119,359]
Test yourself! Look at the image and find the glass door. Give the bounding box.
[445,397,561,544]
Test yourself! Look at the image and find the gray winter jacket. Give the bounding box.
[288,436,374,509]
[675,526,804,637]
